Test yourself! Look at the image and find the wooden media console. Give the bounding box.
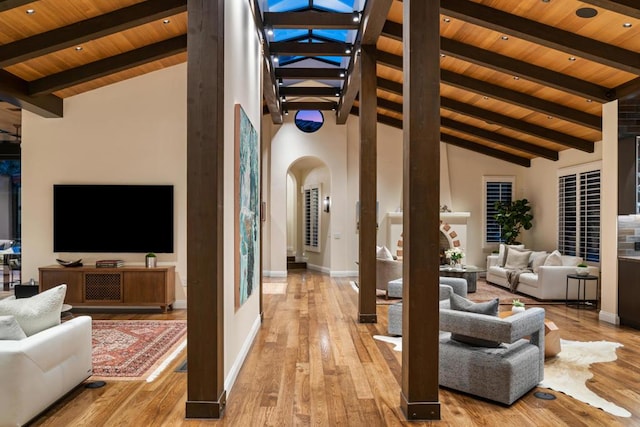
[39,265,175,312]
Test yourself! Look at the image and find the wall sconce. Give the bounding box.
[323,196,331,213]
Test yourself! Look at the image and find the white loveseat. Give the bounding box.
[486,249,599,301]
[0,315,92,426]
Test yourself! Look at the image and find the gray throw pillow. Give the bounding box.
[449,293,501,347]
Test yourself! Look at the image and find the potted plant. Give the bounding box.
[145,252,157,268]
[494,199,534,245]
[512,298,525,313]
[576,262,589,276]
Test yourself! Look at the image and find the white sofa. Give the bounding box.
[486,253,599,301]
[0,316,93,427]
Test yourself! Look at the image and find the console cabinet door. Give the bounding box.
[123,271,166,304]
[618,259,640,329]
[39,270,83,303]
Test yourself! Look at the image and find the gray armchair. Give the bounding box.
[439,307,545,405]
[387,277,467,336]
[375,258,402,298]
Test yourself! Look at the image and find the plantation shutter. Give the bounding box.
[485,181,513,243]
[580,170,600,262]
[304,185,320,252]
[558,174,577,256]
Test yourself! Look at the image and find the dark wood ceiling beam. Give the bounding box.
[0,0,187,68]
[373,96,558,160]
[441,133,531,167]
[381,21,613,102]
[275,67,346,80]
[263,11,359,29]
[270,42,352,56]
[441,0,640,74]
[0,0,33,12]
[0,70,62,118]
[579,0,640,19]
[280,86,340,96]
[337,0,393,124]
[28,36,187,95]
[250,0,282,124]
[441,117,558,160]
[376,50,601,130]
[441,69,602,130]
[615,76,640,99]
[283,101,337,111]
[441,97,594,152]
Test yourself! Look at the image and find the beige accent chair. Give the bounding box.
[376,258,403,298]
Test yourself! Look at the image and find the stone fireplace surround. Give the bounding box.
[386,212,470,262]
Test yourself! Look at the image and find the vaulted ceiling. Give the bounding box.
[1,0,639,166]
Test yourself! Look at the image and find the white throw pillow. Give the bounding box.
[544,250,563,266]
[498,243,525,266]
[0,284,66,336]
[531,252,548,273]
[504,249,532,269]
[376,245,394,260]
[0,315,26,340]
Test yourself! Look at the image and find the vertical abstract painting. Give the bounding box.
[235,104,260,310]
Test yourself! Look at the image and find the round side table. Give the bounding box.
[565,274,598,309]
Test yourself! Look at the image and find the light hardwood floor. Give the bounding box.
[33,271,640,426]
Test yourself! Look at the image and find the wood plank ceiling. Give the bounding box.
[0,0,639,166]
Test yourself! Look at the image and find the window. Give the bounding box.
[483,176,514,245]
[295,110,324,133]
[303,184,321,252]
[558,163,600,262]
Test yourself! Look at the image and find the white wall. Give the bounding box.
[22,64,187,292]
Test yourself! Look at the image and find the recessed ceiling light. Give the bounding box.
[440,53,446,58]
[75,46,83,51]
[345,47,352,54]
[547,116,553,119]
[163,19,170,24]
[443,18,451,23]
[339,72,345,78]
[25,8,35,14]
[501,35,509,40]
[513,76,520,80]
[541,0,550,3]
[352,11,360,23]
[483,96,489,100]
[576,7,597,18]
[266,27,273,36]
[273,56,279,63]
[586,99,593,103]
[623,22,633,28]
[568,56,576,61]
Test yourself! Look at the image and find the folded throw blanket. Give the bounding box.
[506,268,533,292]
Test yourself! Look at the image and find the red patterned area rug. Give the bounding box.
[91,320,187,382]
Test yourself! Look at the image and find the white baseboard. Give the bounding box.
[598,310,620,325]
[263,270,287,277]
[306,263,330,274]
[330,270,359,277]
[225,314,261,393]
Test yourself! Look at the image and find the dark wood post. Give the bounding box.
[401,0,441,420]
[358,44,378,323]
[185,0,226,419]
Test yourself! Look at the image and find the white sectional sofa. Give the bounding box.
[0,315,93,427]
[486,248,599,301]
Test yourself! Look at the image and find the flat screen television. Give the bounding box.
[53,184,174,253]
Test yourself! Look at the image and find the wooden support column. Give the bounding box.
[358,44,378,323]
[185,0,226,419]
[401,0,441,420]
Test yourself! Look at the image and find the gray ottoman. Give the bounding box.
[387,278,403,299]
[388,302,402,336]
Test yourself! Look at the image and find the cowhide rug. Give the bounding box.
[539,339,630,417]
[372,336,630,417]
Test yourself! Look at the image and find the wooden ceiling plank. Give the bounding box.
[275,67,346,80]
[0,0,33,13]
[579,0,640,19]
[441,69,602,130]
[264,11,359,29]
[337,0,393,124]
[440,133,531,167]
[28,35,187,95]
[0,70,62,118]
[270,41,352,56]
[0,0,187,68]
[441,97,595,152]
[280,86,340,96]
[351,105,403,129]
[441,0,640,75]
[284,101,337,110]
[376,50,602,130]
[382,21,613,102]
